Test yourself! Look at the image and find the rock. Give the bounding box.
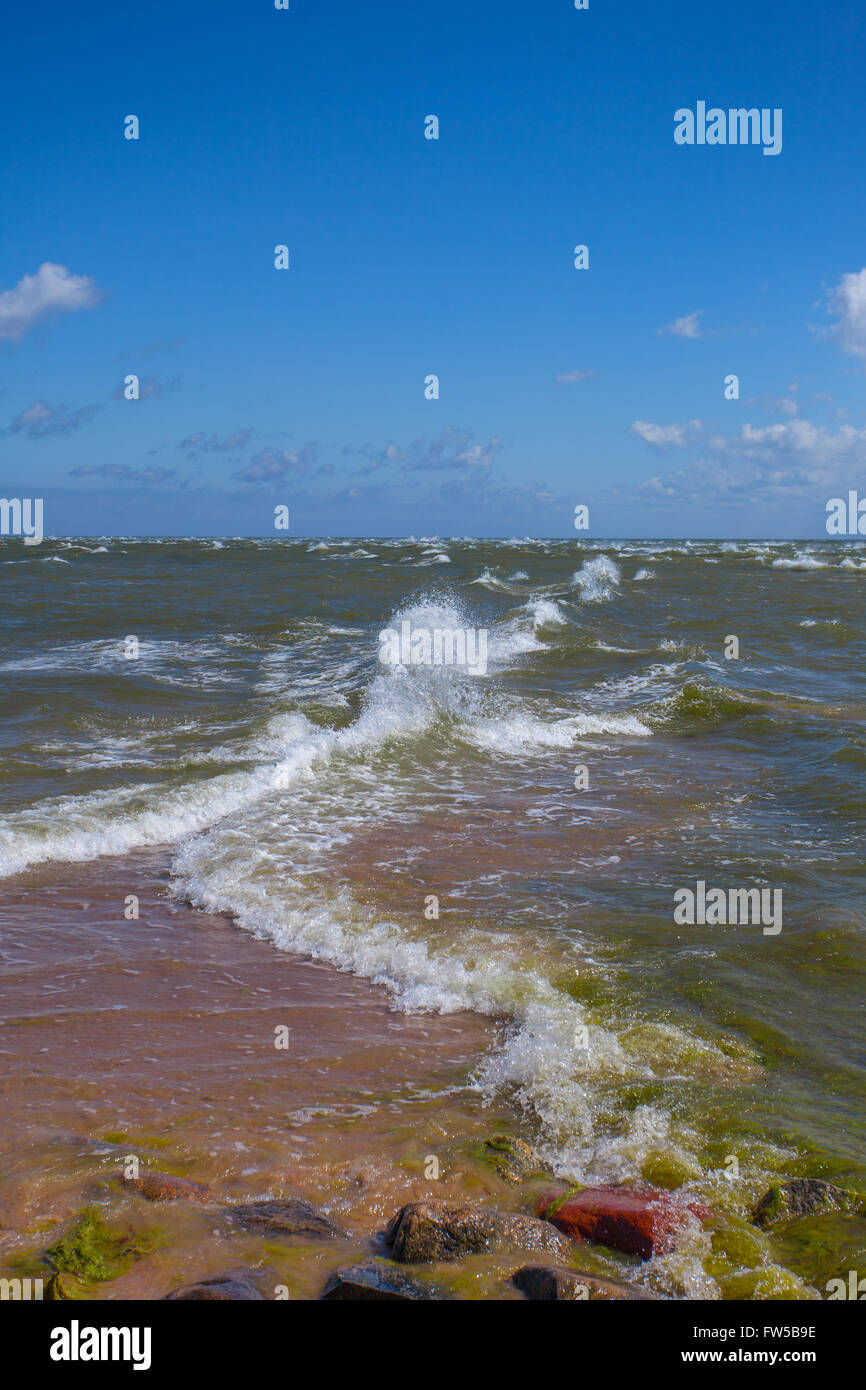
[511,1263,659,1301]
[753,1179,859,1229]
[538,1185,712,1260]
[44,1205,135,1282]
[479,1135,546,1185]
[321,1259,453,1301]
[120,1171,212,1203]
[165,1268,269,1301]
[224,1198,347,1239]
[45,1271,80,1300]
[384,1199,573,1263]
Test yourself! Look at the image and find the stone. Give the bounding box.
[45,1271,79,1300]
[538,1185,712,1259]
[753,1179,859,1229]
[165,1268,269,1301]
[120,1171,212,1203]
[510,1263,659,1301]
[321,1259,453,1301]
[479,1135,546,1184]
[224,1197,347,1239]
[384,1199,573,1263]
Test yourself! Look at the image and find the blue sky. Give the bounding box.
[1,0,865,537]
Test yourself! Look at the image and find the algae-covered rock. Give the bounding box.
[44,1206,135,1283]
[384,1200,573,1263]
[640,1150,703,1190]
[718,1266,819,1301]
[707,1218,771,1276]
[478,1136,547,1185]
[753,1179,859,1230]
[45,1271,84,1300]
[510,1264,659,1301]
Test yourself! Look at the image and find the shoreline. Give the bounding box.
[2,848,863,1301]
[0,847,533,1298]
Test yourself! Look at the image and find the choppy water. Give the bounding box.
[2,535,865,1294]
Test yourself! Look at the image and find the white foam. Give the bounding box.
[772,553,826,570]
[571,556,621,602]
[471,568,516,592]
[464,710,651,755]
[526,597,568,628]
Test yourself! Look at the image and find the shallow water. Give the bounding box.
[1,535,865,1297]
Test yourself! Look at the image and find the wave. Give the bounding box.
[525,597,568,628]
[464,709,651,754]
[571,556,621,601]
[772,553,827,571]
[470,567,518,592]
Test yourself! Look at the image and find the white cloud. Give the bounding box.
[826,268,866,361]
[629,419,702,450]
[555,369,596,383]
[640,417,866,505]
[712,418,866,467]
[9,398,101,437]
[658,310,704,339]
[0,263,101,341]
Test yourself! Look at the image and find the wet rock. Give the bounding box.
[479,1135,547,1185]
[224,1198,347,1239]
[511,1263,659,1301]
[753,1178,859,1229]
[321,1259,453,1301]
[538,1185,712,1260]
[120,1171,212,1203]
[384,1199,573,1263]
[44,1205,135,1281]
[45,1271,80,1300]
[165,1267,269,1301]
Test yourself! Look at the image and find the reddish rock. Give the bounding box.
[538,1185,712,1259]
[120,1171,212,1203]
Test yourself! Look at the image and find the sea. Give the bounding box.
[1,534,865,1298]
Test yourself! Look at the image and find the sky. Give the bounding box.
[1,0,865,538]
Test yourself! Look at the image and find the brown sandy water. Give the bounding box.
[0,850,533,1300]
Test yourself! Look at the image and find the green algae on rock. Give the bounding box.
[44,1206,137,1282]
[385,1199,574,1263]
[753,1178,862,1230]
[476,1135,548,1185]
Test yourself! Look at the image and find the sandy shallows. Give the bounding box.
[0,849,524,1299]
